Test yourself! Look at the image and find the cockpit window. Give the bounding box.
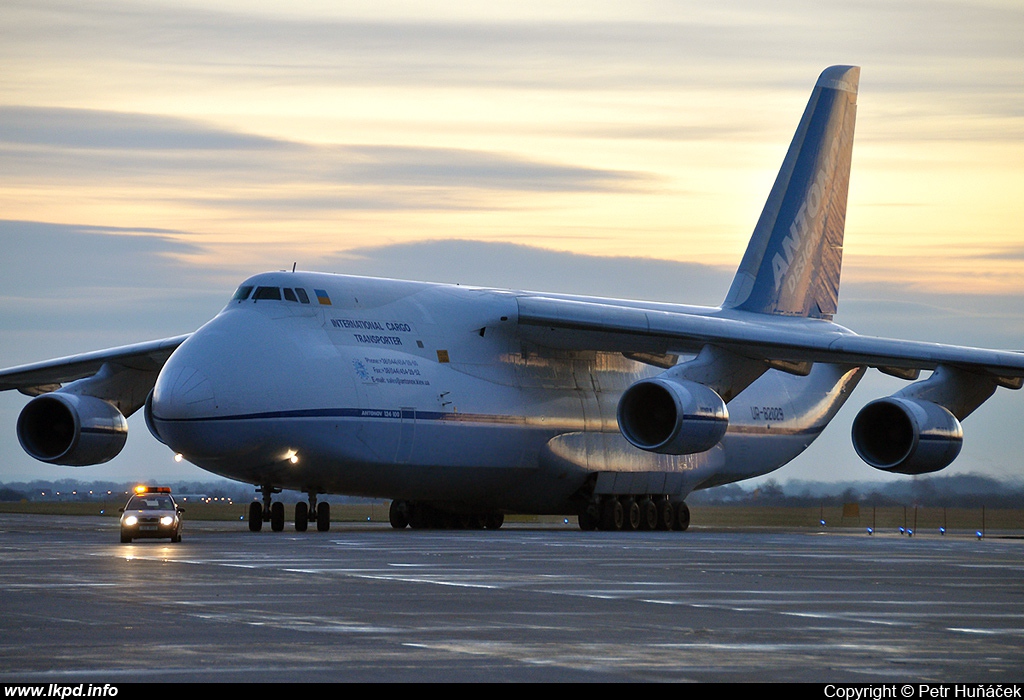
[253,286,282,301]
[235,285,310,304]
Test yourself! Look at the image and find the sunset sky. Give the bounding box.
[1,0,1022,485]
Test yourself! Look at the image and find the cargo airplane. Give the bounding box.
[3,66,1022,533]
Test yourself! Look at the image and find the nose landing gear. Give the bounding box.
[247,486,331,533]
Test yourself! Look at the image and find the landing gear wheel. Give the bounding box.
[599,498,624,531]
[408,503,428,529]
[270,501,285,532]
[656,499,673,531]
[622,497,641,531]
[673,501,690,531]
[484,513,504,530]
[295,502,308,532]
[248,502,263,532]
[638,498,659,531]
[389,500,409,529]
[578,506,599,531]
[316,502,330,532]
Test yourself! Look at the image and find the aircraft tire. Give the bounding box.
[295,502,308,532]
[270,501,285,532]
[316,502,330,532]
[621,497,640,531]
[638,498,658,531]
[656,499,673,531]
[389,500,409,529]
[599,498,623,531]
[673,501,690,531]
[408,504,429,529]
[248,502,263,532]
[485,513,504,530]
[578,508,598,531]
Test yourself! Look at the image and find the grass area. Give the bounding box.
[688,504,1024,532]
[1,500,1021,532]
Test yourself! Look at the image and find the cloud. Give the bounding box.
[327,239,733,305]
[6,1,1023,99]
[0,107,650,199]
[0,107,288,151]
[0,220,224,355]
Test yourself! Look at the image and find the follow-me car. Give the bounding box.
[119,486,184,543]
[2,67,1022,533]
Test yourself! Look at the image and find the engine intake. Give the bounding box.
[617,377,728,455]
[17,393,128,466]
[851,397,962,475]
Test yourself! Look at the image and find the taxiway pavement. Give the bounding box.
[1,514,1022,682]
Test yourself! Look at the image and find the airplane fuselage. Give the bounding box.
[149,270,864,514]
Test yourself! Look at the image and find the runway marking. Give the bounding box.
[0,583,117,589]
[948,627,1024,636]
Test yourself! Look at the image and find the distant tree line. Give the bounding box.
[688,473,1024,508]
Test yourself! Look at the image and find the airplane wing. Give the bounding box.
[0,335,190,408]
[516,295,1024,389]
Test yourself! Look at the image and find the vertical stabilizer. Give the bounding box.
[723,65,859,320]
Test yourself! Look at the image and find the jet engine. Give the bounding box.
[851,397,962,475]
[617,377,728,455]
[17,393,128,466]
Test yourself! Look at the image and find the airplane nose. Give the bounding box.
[151,363,217,420]
[146,304,342,466]
[147,330,230,459]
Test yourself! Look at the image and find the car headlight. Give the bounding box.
[123,516,138,526]
[160,516,175,526]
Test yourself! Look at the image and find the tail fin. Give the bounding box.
[723,65,859,320]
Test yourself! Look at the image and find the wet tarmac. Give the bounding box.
[1,513,1022,682]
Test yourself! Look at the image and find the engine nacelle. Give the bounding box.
[17,393,128,466]
[617,377,728,455]
[851,397,962,475]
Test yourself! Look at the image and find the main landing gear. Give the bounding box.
[388,500,504,530]
[577,495,690,532]
[248,486,330,532]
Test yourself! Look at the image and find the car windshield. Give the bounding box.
[127,495,174,510]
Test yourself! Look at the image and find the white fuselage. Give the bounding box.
[149,270,863,513]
